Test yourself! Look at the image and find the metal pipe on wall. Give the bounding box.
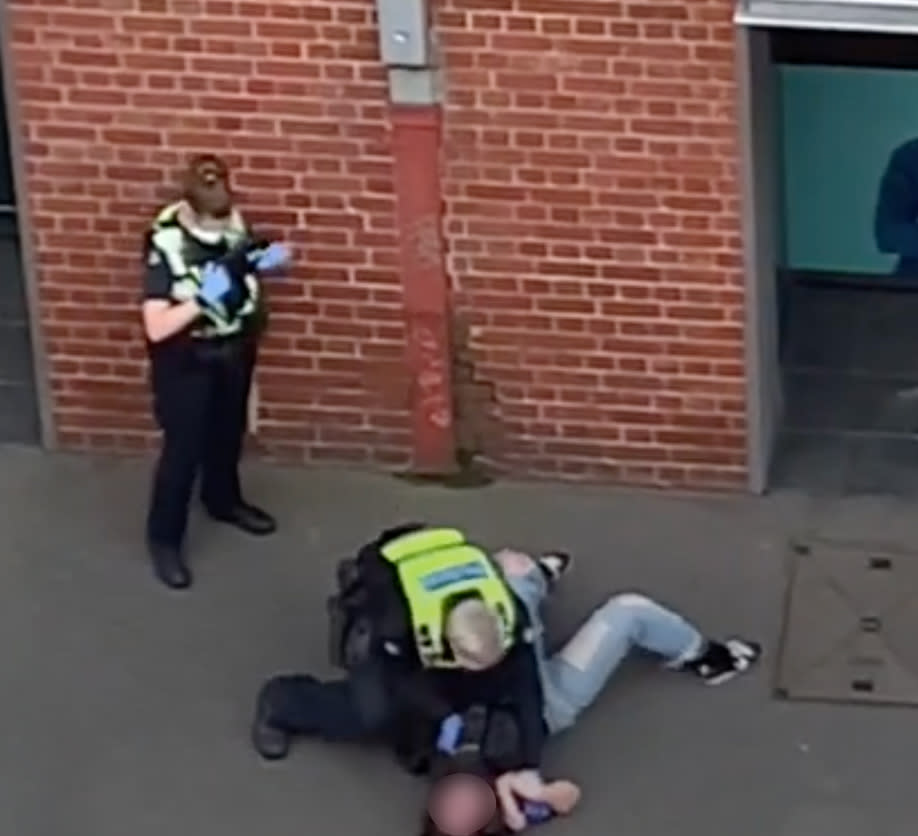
[373,0,457,475]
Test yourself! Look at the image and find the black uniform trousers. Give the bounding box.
[259,667,530,775]
[146,333,256,549]
[259,662,393,743]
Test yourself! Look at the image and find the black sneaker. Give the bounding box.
[537,551,573,585]
[685,638,761,686]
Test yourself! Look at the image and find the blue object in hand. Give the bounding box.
[436,713,464,754]
[251,242,291,272]
[522,800,554,825]
[196,262,232,308]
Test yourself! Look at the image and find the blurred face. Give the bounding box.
[186,157,232,222]
[428,774,497,836]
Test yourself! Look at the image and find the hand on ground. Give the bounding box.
[541,780,581,815]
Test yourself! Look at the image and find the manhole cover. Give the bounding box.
[777,538,918,705]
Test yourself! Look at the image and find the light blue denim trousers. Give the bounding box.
[498,553,703,734]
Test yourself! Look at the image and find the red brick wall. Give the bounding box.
[439,0,747,489]
[6,0,413,467]
[7,0,748,489]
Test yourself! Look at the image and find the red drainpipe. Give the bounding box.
[390,103,457,475]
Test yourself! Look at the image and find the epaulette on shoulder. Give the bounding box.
[151,201,182,230]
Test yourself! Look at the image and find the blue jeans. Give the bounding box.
[502,558,703,734]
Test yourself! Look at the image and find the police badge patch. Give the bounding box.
[146,248,162,267]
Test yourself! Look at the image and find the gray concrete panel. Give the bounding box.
[1,448,917,834]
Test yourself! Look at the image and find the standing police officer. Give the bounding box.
[140,154,291,590]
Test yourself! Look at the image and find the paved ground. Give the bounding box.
[2,446,918,836]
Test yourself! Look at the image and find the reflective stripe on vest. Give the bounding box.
[379,528,518,669]
[149,201,259,339]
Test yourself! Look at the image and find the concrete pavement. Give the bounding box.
[1,445,916,836]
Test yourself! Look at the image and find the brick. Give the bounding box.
[8,0,409,466]
[10,0,746,489]
[438,0,746,488]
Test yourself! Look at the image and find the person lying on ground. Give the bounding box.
[421,770,580,836]
[250,525,761,805]
[491,547,761,743]
[419,704,580,836]
[420,547,762,833]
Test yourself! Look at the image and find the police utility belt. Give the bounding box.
[328,528,526,671]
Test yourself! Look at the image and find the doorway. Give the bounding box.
[741,24,918,495]
[0,48,40,444]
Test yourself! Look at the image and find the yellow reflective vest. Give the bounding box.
[379,527,519,669]
[148,201,259,339]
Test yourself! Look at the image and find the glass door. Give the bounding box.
[0,64,40,444]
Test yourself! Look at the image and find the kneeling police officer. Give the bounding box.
[251,525,568,774]
[140,154,291,590]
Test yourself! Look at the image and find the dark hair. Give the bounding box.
[183,153,232,218]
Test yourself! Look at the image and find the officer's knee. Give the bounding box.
[259,675,286,708]
[258,673,318,724]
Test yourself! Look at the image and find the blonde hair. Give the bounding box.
[445,599,505,670]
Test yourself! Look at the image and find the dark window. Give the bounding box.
[771,28,918,71]
[0,65,15,207]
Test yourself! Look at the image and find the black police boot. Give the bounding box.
[208,502,277,536]
[251,684,290,761]
[148,541,192,590]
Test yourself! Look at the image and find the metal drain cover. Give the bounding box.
[777,539,918,705]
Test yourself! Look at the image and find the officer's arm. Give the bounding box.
[140,246,201,343]
[142,299,202,344]
[394,672,452,722]
[504,645,546,769]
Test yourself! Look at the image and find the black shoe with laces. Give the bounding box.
[685,638,762,685]
[537,551,573,585]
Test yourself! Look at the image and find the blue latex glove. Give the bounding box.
[522,800,554,825]
[251,242,291,272]
[436,713,464,754]
[196,262,232,308]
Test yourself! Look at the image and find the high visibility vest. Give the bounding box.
[379,527,518,669]
[148,201,259,339]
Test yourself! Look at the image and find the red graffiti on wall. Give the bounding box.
[409,215,443,272]
[410,319,452,430]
